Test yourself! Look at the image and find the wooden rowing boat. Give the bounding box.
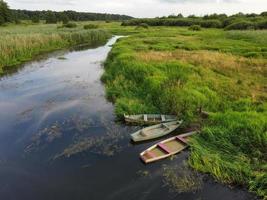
[124,114,177,125]
[140,131,198,164]
[131,120,183,142]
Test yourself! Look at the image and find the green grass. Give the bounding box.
[0,22,111,74]
[102,25,267,198]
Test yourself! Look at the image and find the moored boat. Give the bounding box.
[124,114,177,125]
[140,131,198,164]
[131,120,183,142]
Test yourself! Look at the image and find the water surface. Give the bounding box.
[0,36,256,200]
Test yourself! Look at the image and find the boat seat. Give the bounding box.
[162,124,170,129]
[161,115,166,121]
[158,143,171,154]
[144,114,148,122]
[176,136,188,144]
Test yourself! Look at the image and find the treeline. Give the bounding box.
[0,0,133,25]
[12,10,133,23]
[122,12,267,30]
[0,0,12,24]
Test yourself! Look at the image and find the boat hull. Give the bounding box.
[140,131,198,164]
[124,114,177,125]
[131,120,183,142]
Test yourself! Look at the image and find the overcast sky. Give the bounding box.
[6,0,267,18]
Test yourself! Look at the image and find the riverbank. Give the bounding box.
[0,23,111,74]
[103,26,267,198]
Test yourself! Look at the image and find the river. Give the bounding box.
[0,36,256,200]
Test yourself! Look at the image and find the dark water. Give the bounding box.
[0,36,256,200]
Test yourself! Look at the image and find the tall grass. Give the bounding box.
[103,26,267,198]
[189,112,267,198]
[0,23,111,73]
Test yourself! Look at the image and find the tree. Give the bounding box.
[60,13,69,24]
[177,13,183,18]
[32,15,40,23]
[0,0,12,25]
[0,15,4,25]
[45,11,57,24]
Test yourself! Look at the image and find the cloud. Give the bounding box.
[159,0,239,3]
[9,0,75,6]
[6,0,267,18]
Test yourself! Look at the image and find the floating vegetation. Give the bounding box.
[54,120,131,159]
[57,56,67,60]
[162,163,203,194]
[136,170,150,178]
[25,121,62,153]
[24,115,98,153]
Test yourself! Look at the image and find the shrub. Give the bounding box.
[188,25,201,31]
[84,24,99,29]
[0,15,4,25]
[137,23,149,29]
[257,20,267,29]
[63,22,77,28]
[60,13,69,24]
[225,20,255,30]
[200,20,222,28]
[45,11,57,24]
[32,16,40,23]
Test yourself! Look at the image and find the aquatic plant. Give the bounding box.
[54,119,133,158]
[162,163,203,193]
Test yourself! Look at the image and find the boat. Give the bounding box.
[140,131,198,164]
[124,114,177,125]
[131,120,183,142]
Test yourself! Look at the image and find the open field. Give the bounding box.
[102,25,267,198]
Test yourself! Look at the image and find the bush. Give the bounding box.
[225,20,255,30]
[200,20,222,28]
[257,20,267,29]
[45,11,57,24]
[32,16,40,23]
[188,25,201,31]
[137,23,149,29]
[0,15,4,25]
[84,24,99,29]
[63,22,77,28]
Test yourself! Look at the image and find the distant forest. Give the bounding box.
[122,12,267,30]
[12,9,133,22]
[0,0,133,25]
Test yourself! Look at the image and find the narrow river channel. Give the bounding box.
[0,36,256,200]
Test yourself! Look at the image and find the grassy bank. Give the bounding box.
[0,23,111,74]
[103,26,267,198]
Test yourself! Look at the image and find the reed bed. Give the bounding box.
[0,24,110,73]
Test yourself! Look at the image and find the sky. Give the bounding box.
[6,0,267,18]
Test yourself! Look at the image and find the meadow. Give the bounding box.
[0,22,111,74]
[102,25,267,198]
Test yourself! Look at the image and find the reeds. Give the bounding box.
[0,24,110,73]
